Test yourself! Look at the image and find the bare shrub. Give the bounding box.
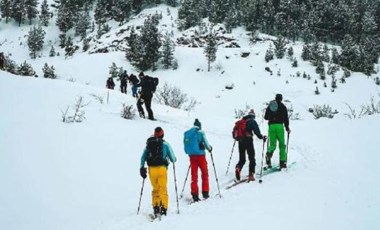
[311,104,337,119]
[121,104,136,119]
[61,96,90,123]
[344,97,380,119]
[234,105,253,119]
[288,104,301,120]
[155,82,198,110]
[89,93,105,104]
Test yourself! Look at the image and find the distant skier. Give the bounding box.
[106,77,115,90]
[128,73,140,97]
[120,70,128,94]
[183,119,213,202]
[140,127,176,217]
[264,94,290,169]
[233,109,266,181]
[0,52,5,70]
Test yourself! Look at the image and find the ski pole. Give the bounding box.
[172,163,180,214]
[286,131,290,163]
[209,150,222,198]
[225,140,236,176]
[137,178,145,215]
[179,165,191,199]
[258,138,267,183]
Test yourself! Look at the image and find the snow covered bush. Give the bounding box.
[61,96,89,123]
[155,82,198,110]
[311,104,337,119]
[121,104,136,119]
[17,61,35,76]
[234,105,254,119]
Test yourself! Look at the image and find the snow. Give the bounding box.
[1,3,380,230]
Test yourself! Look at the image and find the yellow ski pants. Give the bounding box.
[148,166,168,209]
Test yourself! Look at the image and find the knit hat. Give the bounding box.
[154,127,164,138]
[275,93,283,101]
[193,119,202,129]
[248,109,255,116]
[139,71,144,77]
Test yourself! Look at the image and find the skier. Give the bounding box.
[264,94,291,169]
[234,109,266,181]
[120,70,128,94]
[140,127,176,217]
[184,119,213,202]
[106,77,115,90]
[136,72,158,120]
[128,73,140,97]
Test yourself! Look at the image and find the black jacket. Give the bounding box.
[264,101,289,131]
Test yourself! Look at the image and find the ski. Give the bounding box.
[147,213,162,222]
[260,161,296,177]
[225,177,250,190]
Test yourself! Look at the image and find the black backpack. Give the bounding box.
[146,137,167,166]
[144,76,159,93]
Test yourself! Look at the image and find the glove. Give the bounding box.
[208,145,213,152]
[140,167,147,179]
[263,135,267,142]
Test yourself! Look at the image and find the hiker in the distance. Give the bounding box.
[264,93,290,169]
[128,73,139,97]
[106,77,115,89]
[120,70,128,94]
[183,119,212,202]
[140,127,176,217]
[233,109,266,182]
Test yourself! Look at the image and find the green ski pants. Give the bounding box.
[267,124,287,162]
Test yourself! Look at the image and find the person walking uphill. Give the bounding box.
[136,72,159,120]
[233,109,266,182]
[264,94,290,169]
[184,119,213,202]
[140,127,176,217]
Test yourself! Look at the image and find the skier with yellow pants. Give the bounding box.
[140,127,176,217]
[264,94,291,169]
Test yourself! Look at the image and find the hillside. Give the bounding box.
[1,4,380,230]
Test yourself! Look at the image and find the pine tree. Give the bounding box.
[65,36,76,57]
[49,46,56,57]
[0,0,12,23]
[42,63,56,79]
[113,0,132,25]
[27,25,46,59]
[11,0,26,26]
[204,29,218,72]
[301,43,312,61]
[140,17,161,71]
[125,27,143,68]
[25,0,39,25]
[18,61,36,76]
[82,38,90,52]
[75,9,91,40]
[40,0,50,26]
[166,0,178,7]
[59,33,66,48]
[161,33,175,69]
[273,36,287,59]
[265,43,274,62]
[178,0,200,30]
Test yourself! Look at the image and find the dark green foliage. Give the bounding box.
[27,25,46,59]
[25,0,38,25]
[39,0,50,26]
[204,29,218,72]
[273,37,287,59]
[42,63,56,79]
[161,33,175,69]
[0,0,12,23]
[265,43,274,62]
[18,61,35,76]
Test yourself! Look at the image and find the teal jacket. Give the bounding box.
[140,139,176,167]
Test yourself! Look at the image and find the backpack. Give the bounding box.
[146,137,167,166]
[184,128,203,154]
[232,118,248,140]
[267,100,279,120]
[145,76,159,93]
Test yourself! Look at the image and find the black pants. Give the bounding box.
[236,137,256,173]
[137,93,154,120]
[120,85,127,94]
